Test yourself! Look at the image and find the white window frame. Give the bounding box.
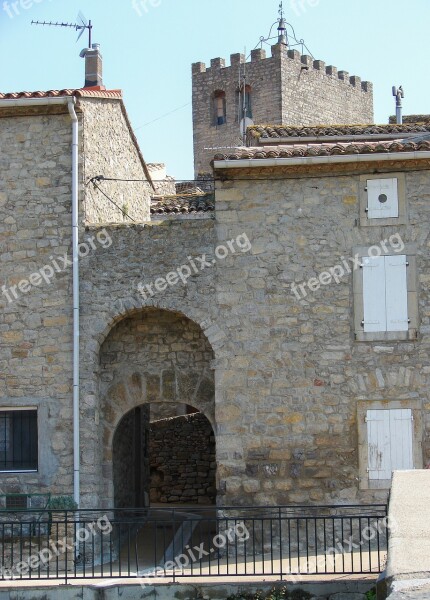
[359,173,407,227]
[353,244,418,342]
[357,400,423,490]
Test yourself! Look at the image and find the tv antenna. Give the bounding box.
[31,12,93,47]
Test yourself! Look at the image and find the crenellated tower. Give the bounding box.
[192,7,374,176]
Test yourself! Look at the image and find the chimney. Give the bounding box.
[80,44,103,88]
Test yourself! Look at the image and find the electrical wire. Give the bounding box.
[88,176,214,185]
[90,180,138,223]
[134,102,191,131]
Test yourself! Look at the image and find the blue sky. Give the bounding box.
[1,0,429,180]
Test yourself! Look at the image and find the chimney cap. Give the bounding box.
[80,44,101,58]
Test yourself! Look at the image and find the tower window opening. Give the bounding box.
[213,90,226,126]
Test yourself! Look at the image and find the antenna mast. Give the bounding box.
[242,48,247,145]
[31,14,93,47]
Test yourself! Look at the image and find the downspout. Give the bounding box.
[67,98,80,508]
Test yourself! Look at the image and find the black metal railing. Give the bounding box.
[0,504,388,583]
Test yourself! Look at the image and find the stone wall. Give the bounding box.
[192,45,373,175]
[0,111,75,498]
[213,162,430,506]
[389,114,430,124]
[0,98,156,501]
[3,104,430,512]
[81,98,152,224]
[149,412,216,504]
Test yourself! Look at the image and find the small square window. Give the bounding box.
[359,173,407,226]
[367,178,399,219]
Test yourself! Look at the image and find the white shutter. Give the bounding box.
[362,256,387,332]
[385,255,408,332]
[367,409,414,481]
[367,410,392,480]
[390,409,413,470]
[367,178,399,219]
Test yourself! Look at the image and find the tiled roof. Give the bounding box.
[151,193,215,215]
[248,123,430,141]
[213,139,430,161]
[0,87,122,100]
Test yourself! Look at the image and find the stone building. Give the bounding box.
[192,19,374,177]
[212,124,430,503]
[1,35,430,513]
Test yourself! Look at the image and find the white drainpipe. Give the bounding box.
[0,96,80,507]
[67,99,80,508]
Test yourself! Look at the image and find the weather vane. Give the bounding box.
[279,1,284,21]
[31,12,93,48]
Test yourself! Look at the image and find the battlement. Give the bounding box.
[192,45,372,94]
[192,42,374,176]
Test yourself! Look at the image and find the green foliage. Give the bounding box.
[365,589,377,600]
[226,587,312,600]
[48,496,78,511]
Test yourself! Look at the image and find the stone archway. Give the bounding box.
[98,308,216,508]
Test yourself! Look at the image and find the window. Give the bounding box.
[362,255,408,333]
[367,409,413,480]
[359,173,407,226]
[238,84,252,120]
[353,244,418,342]
[213,90,226,126]
[0,410,38,472]
[367,178,398,219]
[357,400,423,490]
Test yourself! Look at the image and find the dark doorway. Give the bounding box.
[112,405,150,509]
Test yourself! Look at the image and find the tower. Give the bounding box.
[192,4,374,177]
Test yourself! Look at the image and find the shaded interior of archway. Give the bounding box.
[113,402,216,509]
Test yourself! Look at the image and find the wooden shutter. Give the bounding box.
[367,409,413,480]
[362,256,387,332]
[385,255,408,332]
[367,410,392,480]
[390,409,414,470]
[367,178,399,219]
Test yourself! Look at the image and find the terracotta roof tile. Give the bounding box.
[248,124,430,141]
[0,87,122,100]
[213,139,430,162]
[151,192,215,215]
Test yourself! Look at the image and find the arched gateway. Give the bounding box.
[97,308,216,508]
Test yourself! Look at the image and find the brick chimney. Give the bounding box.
[80,44,103,88]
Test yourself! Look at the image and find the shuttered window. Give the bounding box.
[366,409,413,480]
[367,178,399,219]
[362,255,408,333]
